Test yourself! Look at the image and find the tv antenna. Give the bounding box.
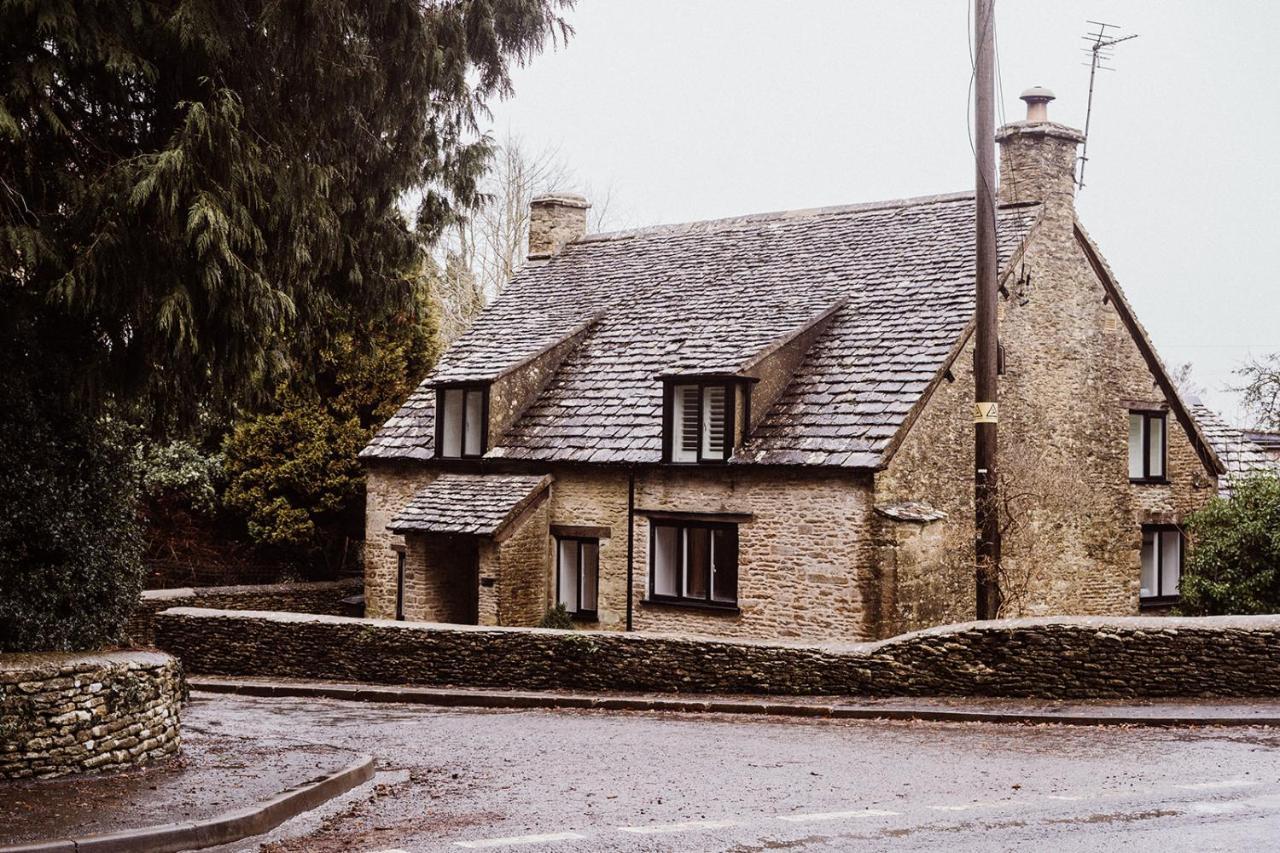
[1078,21,1139,189]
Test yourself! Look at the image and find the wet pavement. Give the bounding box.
[0,717,356,845]
[179,692,1280,852]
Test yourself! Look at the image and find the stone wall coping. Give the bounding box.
[159,607,1280,655]
[141,578,361,602]
[0,649,177,675]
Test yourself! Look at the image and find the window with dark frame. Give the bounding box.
[555,536,599,619]
[667,381,734,463]
[1140,525,1182,603]
[648,520,738,608]
[435,385,487,458]
[395,550,406,622]
[1128,410,1167,482]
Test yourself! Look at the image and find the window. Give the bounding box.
[667,382,733,463]
[1140,525,1182,603]
[556,536,599,619]
[395,549,406,621]
[436,386,486,458]
[1128,410,1167,482]
[649,520,738,607]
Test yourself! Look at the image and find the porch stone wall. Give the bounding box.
[403,535,477,623]
[478,497,551,627]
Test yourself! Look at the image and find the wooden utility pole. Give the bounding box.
[973,0,1002,619]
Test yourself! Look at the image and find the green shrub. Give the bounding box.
[1177,474,1280,615]
[0,396,144,652]
[539,603,574,630]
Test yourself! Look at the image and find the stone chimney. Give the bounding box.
[527,193,589,260]
[995,87,1086,211]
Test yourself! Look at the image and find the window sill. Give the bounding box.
[1140,596,1179,610]
[641,597,740,615]
[569,611,598,622]
[1129,478,1170,486]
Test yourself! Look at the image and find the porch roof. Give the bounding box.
[388,473,552,537]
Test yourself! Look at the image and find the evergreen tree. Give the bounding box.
[1,0,571,424]
[0,0,571,649]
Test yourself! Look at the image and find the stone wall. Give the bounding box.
[126,578,362,647]
[478,498,550,627]
[0,651,183,780]
[873,131,1216,635]
[156,608,1280,699]
[365,463,436,619]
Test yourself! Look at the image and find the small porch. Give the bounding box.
[388,473,553,627]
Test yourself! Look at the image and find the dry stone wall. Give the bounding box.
[156,608,1280,699]
[126,578,362,646]
[0,651,183,780]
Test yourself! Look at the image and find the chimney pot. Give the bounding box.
[528,192,589,260]
[1019,86,1056,122]
[996,84,1084,209]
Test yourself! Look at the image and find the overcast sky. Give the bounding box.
[483,1,1280,423]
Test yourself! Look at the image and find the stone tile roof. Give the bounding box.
[364,193,1041,467]
[1191,404,1280,496]
[388,474,552,536]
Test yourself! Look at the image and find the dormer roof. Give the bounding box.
[362,192,1041,467]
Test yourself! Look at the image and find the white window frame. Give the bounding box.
[666,381,733,464]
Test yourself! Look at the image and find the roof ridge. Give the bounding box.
[578,190,981,244]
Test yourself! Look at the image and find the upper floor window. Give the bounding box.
[667,381,733,463]
[1128,410,1166,482]
[436,386,486,458]
[649,520,738,607]
[1140,525,1181,604]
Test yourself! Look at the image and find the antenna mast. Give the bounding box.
[1078,21,1138,189]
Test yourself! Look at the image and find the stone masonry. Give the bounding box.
[157,607,1280,700]
[0,651,183,780]
[126,578,362,646]
[359,92,1220,644]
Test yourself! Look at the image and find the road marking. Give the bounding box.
[1174,779,1258,791]
[619,820,739,834]
[454,832,588,848]
[1190,801,1244,814]
[1045,795,1084,801]
[928,801,1001,812]
[777,809,900,823]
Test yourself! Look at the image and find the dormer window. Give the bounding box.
[666,381,734,463]
[436,385,487,458]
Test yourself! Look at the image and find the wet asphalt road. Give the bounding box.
[187,692,1280,852]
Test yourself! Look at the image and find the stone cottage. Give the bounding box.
[361,88,1224,641]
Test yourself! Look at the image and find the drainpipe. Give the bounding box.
[626,467,636,631]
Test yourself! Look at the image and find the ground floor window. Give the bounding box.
[1140,525,1182,604]
[649,521,738,607]
[395,548,406,621]
[556,536,599,619]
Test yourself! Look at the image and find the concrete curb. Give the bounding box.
[187,678,1280,728]
[1,754,375,853]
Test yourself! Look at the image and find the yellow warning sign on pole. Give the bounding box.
[973,402,999,424]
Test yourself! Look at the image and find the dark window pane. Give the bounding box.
[712,527,738,603]
[581,541,599,612]
[685,527,710,599]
